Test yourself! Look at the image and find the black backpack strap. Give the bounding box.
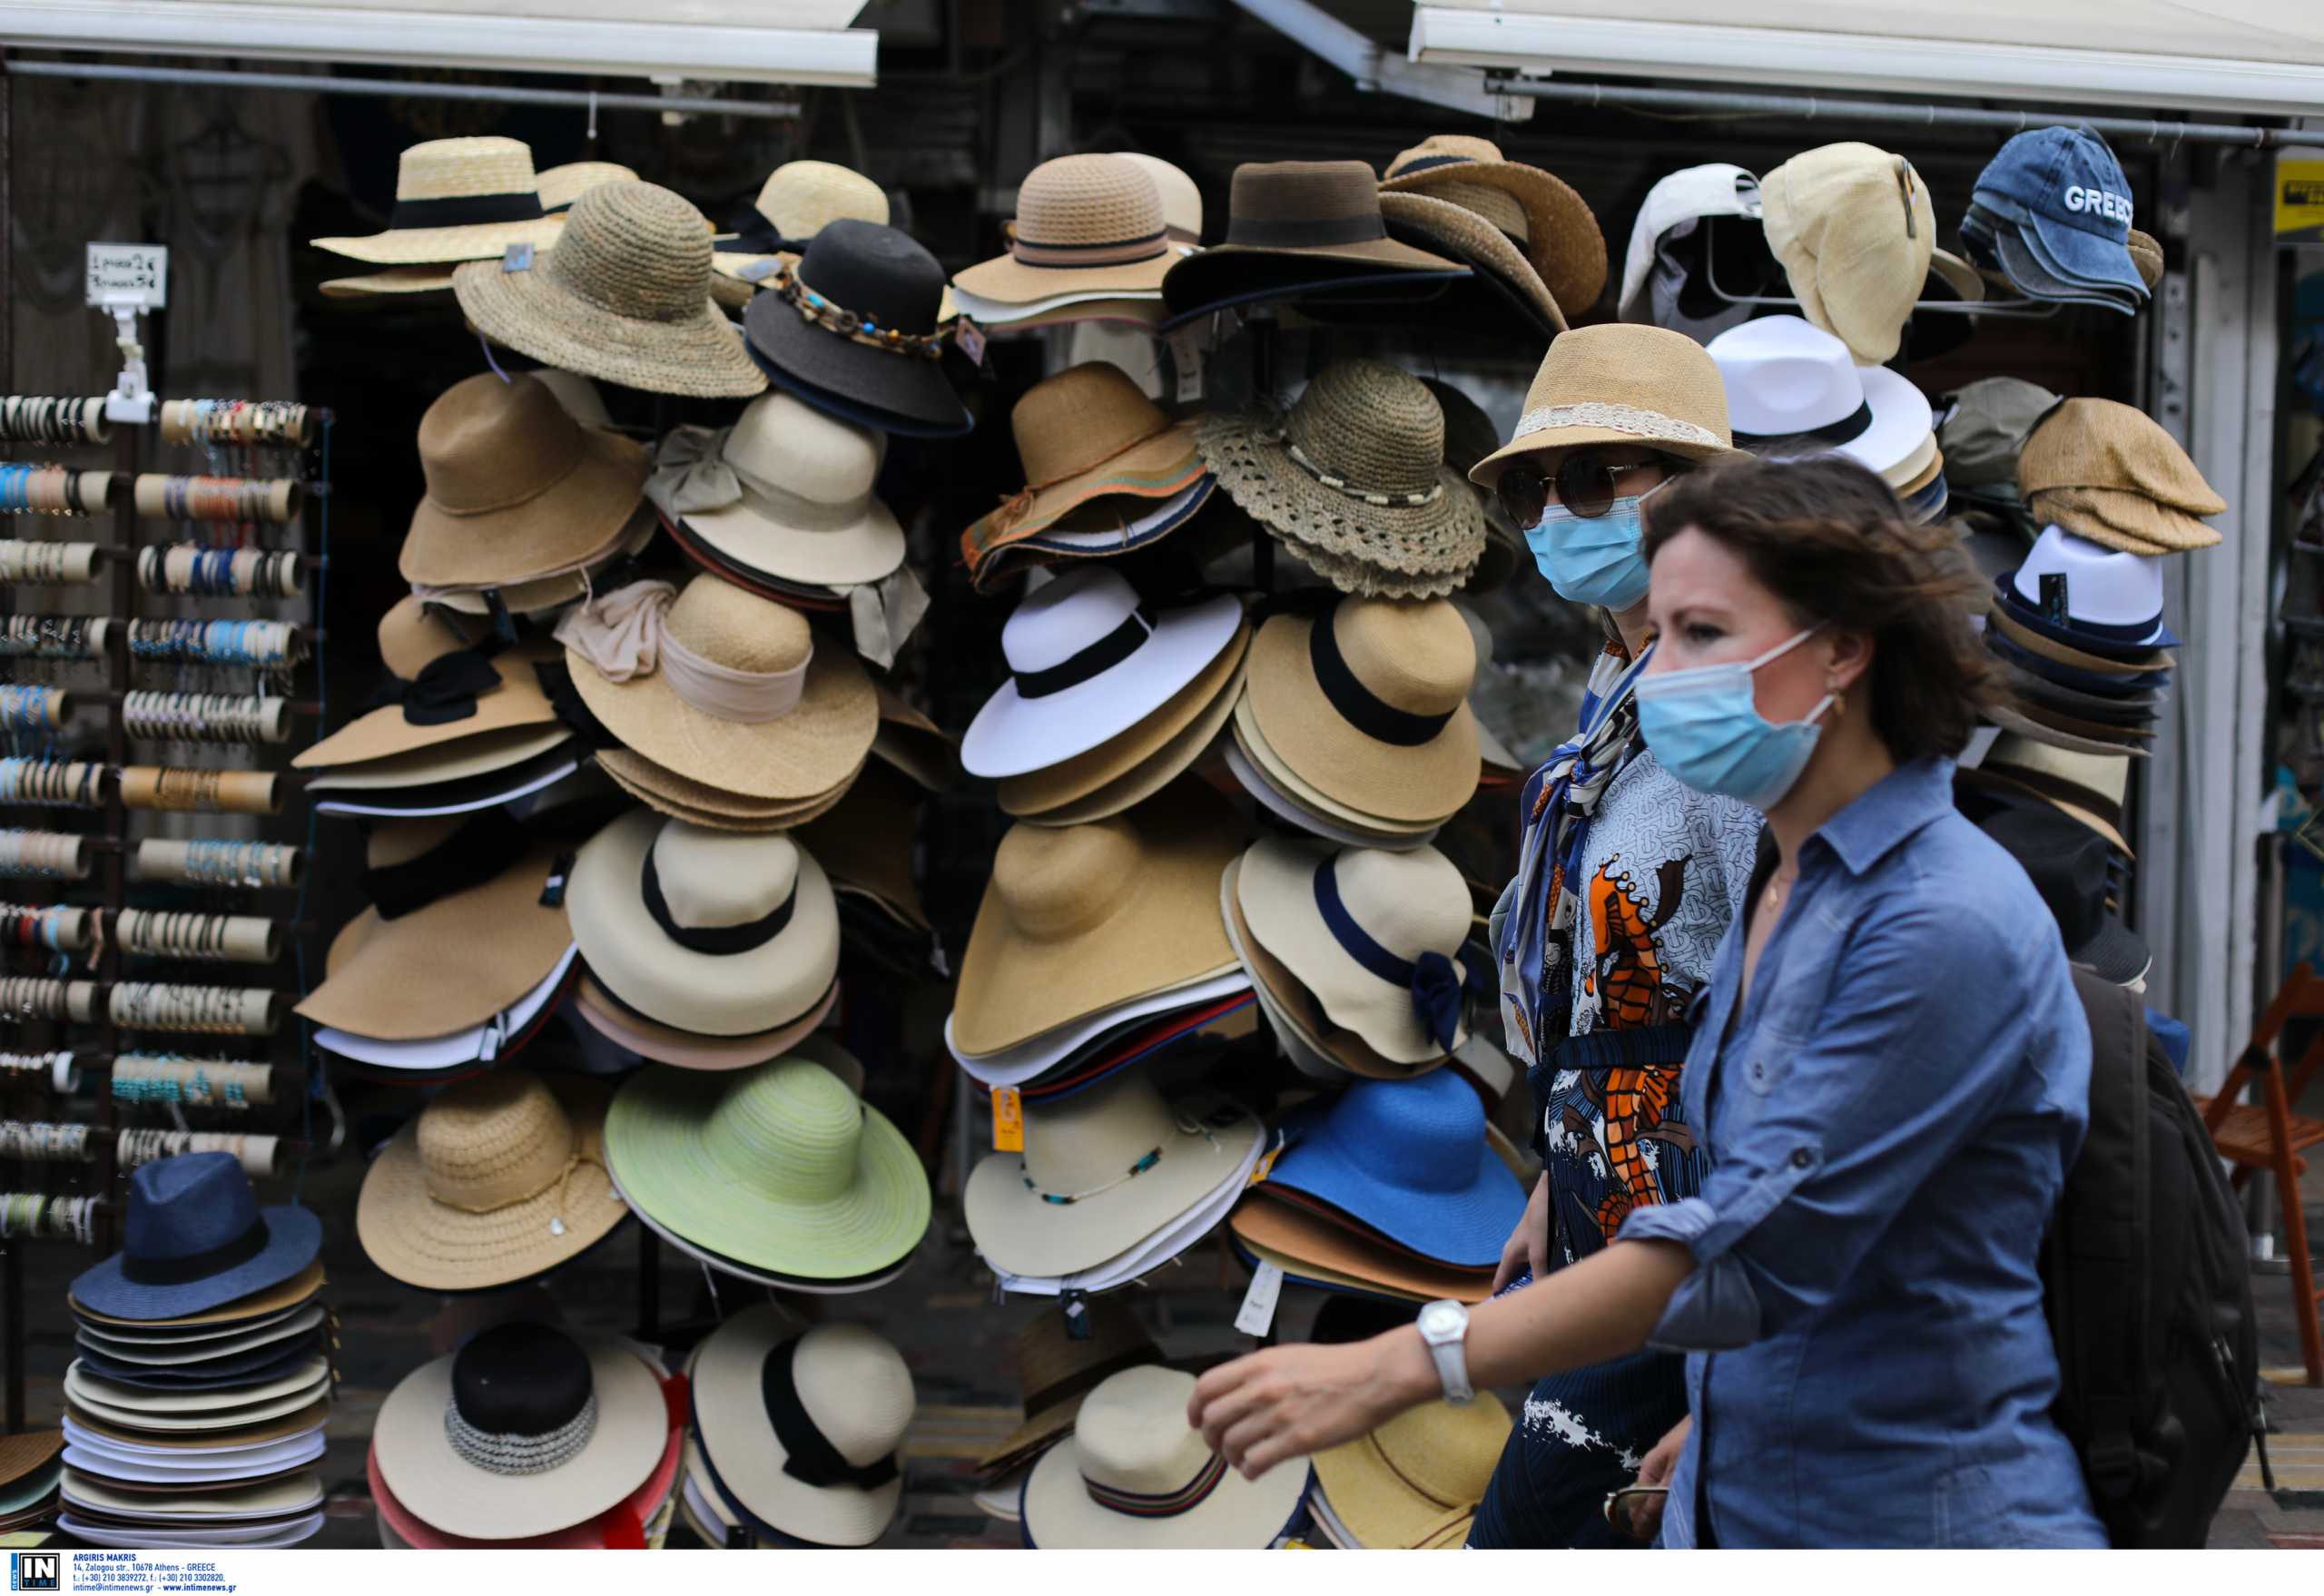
[2062,968,2150,1506]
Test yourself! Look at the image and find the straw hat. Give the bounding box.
[538,161,641,214]
[313,137,564,264]
[691,1310,912,1547]
[966,1069,1259,1280]
[2020,398,2225,554]
[606,1058,930,1280]
[366,1423,679,1550]
[398,371,649,588]
[955,154,1175,307]
[1223,855,1436,1079]
[742,220,970,437]
[1161,161,1466,319]
[1114,153,1202,246]
[1760,143,1935,367]
[65,1355,330,1425]
[294,815,572,1040]
[1312,1394,1510,1550]
[980,1299,1163,1477]
[421,506,658,622]
[567,810,839,1038]
[1241,595,1480,825]
[1199,360,1484,597]
[1470,323,1741,488]
[561,575,877,801]
[355,1070,626,1292]
[1228,1193,1491,1304]
[712,160,891,304]
[372,1323,667,1541]
[1020,1365,1306,1549]
[596,745,857,832]
[572,971,837,1072]
[648,395,902,588]
[319,263,458,299]
[453,182,766,399]
[950,792,1243,1056]
[293,600,558,772]
[1379,134,1607,315]
[1375,191,1567,336]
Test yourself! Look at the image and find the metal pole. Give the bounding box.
[3,59,801,120]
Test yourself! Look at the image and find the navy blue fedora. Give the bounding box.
[70,1154,322,1321]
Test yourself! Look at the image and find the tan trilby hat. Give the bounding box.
[1471,323,1742,488]
[454,182,767,399]
[955,154,1176,307]
[1380,134,1608,315]
[1377,190,1568,334]
[292,600,559,772]
[650,394,903,588]
[313,136,564,265]
[1229,1194,1492,1304]
[538,161,641,214]
[1760,143,1935,367]
[711,160,891,305]
[1312,1393,1511,1550]
[980,1298,1164,1477]
[355,1070,626,1292]
[2020,397,2226,554]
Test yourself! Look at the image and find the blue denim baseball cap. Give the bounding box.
[1971,126,2144,299]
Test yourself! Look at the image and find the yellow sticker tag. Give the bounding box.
[991,1085,1024,1152]
[1246,1140,1282,1187]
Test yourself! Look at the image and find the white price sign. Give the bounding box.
[85,243,168,310]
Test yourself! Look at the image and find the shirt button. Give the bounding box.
[1790,1148,1813,1168]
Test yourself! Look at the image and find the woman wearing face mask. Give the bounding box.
[1187,456,2102,1549]
[1463,326,1764,1548]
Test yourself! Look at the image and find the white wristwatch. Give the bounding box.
[1415,1299,1473,1405]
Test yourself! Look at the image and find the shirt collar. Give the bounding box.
[1812,755,1958,876]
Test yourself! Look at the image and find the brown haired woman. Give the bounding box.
[1187,456,2105,1548]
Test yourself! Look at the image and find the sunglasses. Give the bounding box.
[1494,448,1666,527]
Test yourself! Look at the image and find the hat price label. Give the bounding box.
[85,243,167,311]
[1235,1258,1284,1337]
[990,1084,1024,1152]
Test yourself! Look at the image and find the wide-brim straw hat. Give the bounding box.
[1222,855,1436,1079]
[65,1356,330,1425]
[539,161,641,215]
[1229,1194,1491,1303]
[596,746,858,832]
[1232,695,1452,839]
[313,137,565,264]
[60,1465,321,1520]
[293,605,559,772]
[1471,322,1742,488]
[711,160,891,296]
[954,154,1176,306]
[742,219,968,434]
[1376,191,1567,335]
[573,972,837,1072]
[355,1071,626,1292]
[1379,134,1607,314]
[1312,1394,1509,1550]
[372,1334,666,1541]
[320,264,457,298]
[423,507,659,618]
[964,362,1210,561]
[567,809,839,1038]
[454,182,766,399]
[980,1298,1163,1477]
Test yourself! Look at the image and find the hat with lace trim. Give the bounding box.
[1469,323,1742,488]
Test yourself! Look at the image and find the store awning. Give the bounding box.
[0,0,879,86]
[1407,1,2324,116]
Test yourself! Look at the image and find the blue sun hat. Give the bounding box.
[70,1153,323,1321]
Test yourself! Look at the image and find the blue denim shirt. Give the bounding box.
[1616,757,2105,1548]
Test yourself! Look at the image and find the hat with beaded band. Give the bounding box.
[743,220,970,438]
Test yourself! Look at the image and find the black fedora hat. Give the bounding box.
[742,220,970,438]
[1974,794,2149,986]
[70,1153,322,1321]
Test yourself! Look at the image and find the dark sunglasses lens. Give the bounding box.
[1556,451,1618,518]
[1496,466,1548,529]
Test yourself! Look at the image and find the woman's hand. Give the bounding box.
[1620,1415,1692,1542]
[1186,1330,1439,1481]
[1492,1174,1551,1294]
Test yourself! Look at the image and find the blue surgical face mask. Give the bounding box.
[1635,626,1833,808]
[1524,495,1654,611]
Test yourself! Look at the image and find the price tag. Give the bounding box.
[990,1084,1023,1152]
[502,242,536,273]
[1234,1258,1284,1337]
[85,243,167,310]
[1166,323,1206,404]
[1246,1137,1283,1187]
[954,316,989,369]
[739,255,781,283]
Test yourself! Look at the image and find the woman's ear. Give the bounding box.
[1825,627,1875,697]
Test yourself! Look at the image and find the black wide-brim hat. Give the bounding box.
[742,219,971,438]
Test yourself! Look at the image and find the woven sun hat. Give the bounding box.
[294,812,572,1040]
[421,502,660,620]
[1199,360,1485,599]
[595,745,859,831]
[648,396,901,588]
[1709,315,1933,480]
[1373,190,1565,338]
[453,182,766,399]
[366,1420,680,1550]
[372,1321,667,1542]
[1759,143,1935,368]
[1160,160,1466,320]
[572,971,837,1073]
[2020,397,2226,555]
[398,371,649,588]
[950,787,1243,1056]
[1379,133,1607,316]
[1020,1364,1306,1549]
[1241,593,1480,825]
[566,809,839,1038]
[1470,323,1741,488]
[70,1156,321,1323]
[711,160,891,305]
[954,154,1176,309]
[964,1069,1260,1279]
[605,1057,931,1279]
[1236,836,1474,1065]
[313,136,564,264]
[742,219,969,437]
[355,1069,626,1293]
[980,1297,1163,1477]
[1312,1393,1508,1549]
[293,599,559,772]
[961,566,1242,779]
[320,263,458,299]
[1113,153,1202,247]
[558,574,878,801]
[537,161,642,215]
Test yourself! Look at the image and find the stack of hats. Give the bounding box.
[1961,732,2135,862]
[1305,1394,1511,1550]
[1939,376,2063,543]
[1221,837,1476,1081]
[974,1298,1165,1524]
[313,136,566,300]
[1198,359,1486,598]
[679,1308,914,1548]
[0,1433,61,1538]
[1708,315,1945,521]
[1963,127,2151,315]
[2019,397,2225,557]
[962,568,1246,823]
[1981,521,2177,759]
[1226,593,1482,847]
[711,159,891,309]
[1366,134,1602,339]
[297,812,576,1079]
[1229,1070,1525,1306]
[961,364,1216,593]
[62,1156,330,1549]
[950,154,1180,332]
[369,1321,680,1550]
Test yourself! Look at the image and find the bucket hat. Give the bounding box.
[313,137,563,265]
[980,1298,1164,1477]
[1940,377,2061,490]
[1198,360,1484,599]
[1019,1364,1306,1549]
[293,600,558,772]
[1236,836,1475,1064]
[743,220,970,438]
[647,396,902,588]
[951,790,1242,1056]
[1378,134,1606,314]
[366,1423,678,1550]
[961,566,1242,779]
[372,1322,666,1542]
[397,372,648,589]
[1470,324,1741,488]
[70,1156,321,1322]
[2019,398,2225,554]
[567,809,839,1038]
[1241,594,1479,826]
[1972,126,2146,300]
[955,154,1176,307]
[1160,161,1466,320]
[453,182,766,399]
[605,1058,930,1281]
[712,160,890,304]
[558,576,877,801]
[1709,315,1933,480]
[355,1070,625,1292]
[1373,191,1567,337]
[1312,1393,1509,1549]
[1759,143,1935,367]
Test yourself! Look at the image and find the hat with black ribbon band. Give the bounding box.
[762,1336,900,1491]
[640,847,796,957]
[364,808,535,921]
[118,1212,272,1286]
[684,1383,836,1549]
[1226,213,1386,250]
[716,222,805,257]
[390,192,547,231]
[1013,606,1155,701]
[365,646,505,727]
[1312,856,1475,1051]
[1731,400,1875,449]
[1308,609,1455,747]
